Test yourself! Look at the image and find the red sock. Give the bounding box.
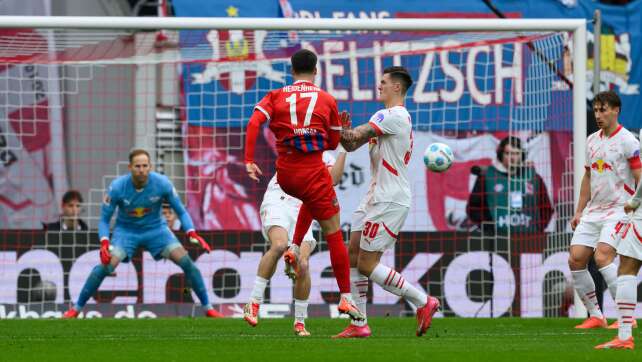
[326,229,351,294]
[292,204,313,247]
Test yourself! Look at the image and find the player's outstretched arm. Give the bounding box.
[570,169,591,230]
[329,145,347,185]
[98,185,118,264]
[341,123,377,152]
[165,181,211,252]
[244,109,268,182]
[98,186,118,241]
[625,166,642,213]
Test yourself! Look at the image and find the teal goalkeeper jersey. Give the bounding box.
[98,171,194,239]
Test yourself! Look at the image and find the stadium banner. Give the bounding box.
[176,0,642,232]
[184,129,565,231]
[0,0,68,229]
[174,0,642,131]
[3,230,641,319]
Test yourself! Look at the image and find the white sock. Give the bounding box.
[571,269,603,318]
[294,298,308,324]
[616,275,637,340]
[369,263,427,308]
[250,276,268,304]
[350,267,369,327]
[599,263,618,301]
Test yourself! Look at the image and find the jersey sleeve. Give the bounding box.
[623,135,641,170]
[326,96,341,149]
[254,91,274,121]
[98,182,119,240]
[163,178,195,232]
[368,110,404,136]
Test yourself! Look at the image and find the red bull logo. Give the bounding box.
[591,159,613,173]
[128,207,151,218]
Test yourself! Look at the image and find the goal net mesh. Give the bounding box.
[0,25,576,318]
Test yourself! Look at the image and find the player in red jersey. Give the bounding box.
[244,49,363,321]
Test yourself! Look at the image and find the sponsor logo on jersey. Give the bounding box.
[128,207,151,218]
[293,128,319,136]
[149,196,160,203]
[591,159,613,173]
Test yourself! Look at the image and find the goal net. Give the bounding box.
[0,18,586,319]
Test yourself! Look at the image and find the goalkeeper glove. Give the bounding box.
[99,238,112,265]
[187,230,211,253]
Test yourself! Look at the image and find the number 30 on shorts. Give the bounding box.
[363,221,380,238]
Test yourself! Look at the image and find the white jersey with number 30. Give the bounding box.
[365,105,413,207]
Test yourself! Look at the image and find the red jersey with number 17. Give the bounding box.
[254,80,341,167]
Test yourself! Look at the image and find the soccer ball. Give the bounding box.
[423,143,454,172]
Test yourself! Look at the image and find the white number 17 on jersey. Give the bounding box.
[285,92,318,127]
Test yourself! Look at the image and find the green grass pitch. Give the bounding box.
[0,317,639,361]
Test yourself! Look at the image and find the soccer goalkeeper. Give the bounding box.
[63,149,222,318]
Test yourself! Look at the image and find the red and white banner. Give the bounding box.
[0,0,68,229]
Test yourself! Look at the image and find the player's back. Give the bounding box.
[256,80,340,168]
[109,172,172,230]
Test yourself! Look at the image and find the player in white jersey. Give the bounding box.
[243,151,346,336]
[595,179,642,349]
[569,91,641,329]
[333,66,439,338]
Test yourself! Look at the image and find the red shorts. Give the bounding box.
[276,164,339,221]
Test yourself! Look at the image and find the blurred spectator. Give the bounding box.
[162,203,181,231]
[466,136,554,234]
[44,190,88,231]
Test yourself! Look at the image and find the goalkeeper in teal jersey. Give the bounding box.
[64,149,223,318]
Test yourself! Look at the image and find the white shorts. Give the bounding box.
[353,202,409,252]
[350,198,371,232]
[570,217,622,249]
[260,196,316,251]
[616,220,642,261]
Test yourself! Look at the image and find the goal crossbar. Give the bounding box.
[0,16,585,32]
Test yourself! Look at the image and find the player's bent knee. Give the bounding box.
[594,251,615,268]
[93,263,115,276]
[166,243,187,262]
[567,256,588,271]
[568,249,591,270]
[269,240,288,255]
